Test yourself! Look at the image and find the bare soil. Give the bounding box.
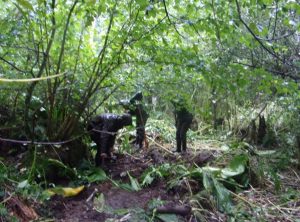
[35,146,213,222]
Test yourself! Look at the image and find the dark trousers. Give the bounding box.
[176,120,192,152]
[136,126,145,149]
[94,134,116,166]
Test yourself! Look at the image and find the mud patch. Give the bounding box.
[40,145,212,221]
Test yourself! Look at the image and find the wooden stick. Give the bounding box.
[156,205,191,216]
[147,136,174,155]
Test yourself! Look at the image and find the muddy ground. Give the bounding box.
[5,143,300,222]
[33,146,216,222]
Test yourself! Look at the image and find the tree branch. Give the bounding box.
[235,0,283,63]
[232,61,300,81]
[24,0,57,139]
[55,0,79,74]
[162,0,185,38]
[272,0,278,40]
[0,56,27,73]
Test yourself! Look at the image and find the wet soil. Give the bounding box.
[37,146,213,222]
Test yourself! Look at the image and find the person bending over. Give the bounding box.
[87,113,132,166]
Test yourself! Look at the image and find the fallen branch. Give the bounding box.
[156,205,191,216]
[0,191,14,204]
[6,196,38,221]
[229,190,257,208]
[147,136,174,155]
[86,188,98,203]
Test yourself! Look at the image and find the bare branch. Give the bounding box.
[235,0,283,63]
[56,0,79,74]
[0,56,27,73]
[162,0,185,38]
[272,0,278,40]
[232,61,300,81]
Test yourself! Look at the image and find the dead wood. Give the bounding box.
[156,205,191,216]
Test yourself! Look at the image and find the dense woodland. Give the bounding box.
[0,0,299,221]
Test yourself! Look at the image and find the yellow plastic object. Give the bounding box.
[46,185,85,197]
[62,185,85,197]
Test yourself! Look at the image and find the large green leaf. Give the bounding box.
[156,213,179,222]
[87,168,107,183]
[16,0,34,11]
[203,171,233,213]
[221,154,248,178]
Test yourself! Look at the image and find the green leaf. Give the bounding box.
[86,0,96,6]
[203,172,233,213]
[249,22,259,34]
[110,179,137,192]
[16,0,34,11]
[156,213,179,222]
[221,154,248,178]
[262,0,273,4]
[47,158,76,178]
[128,172,141,191]
[212,176,233,213]
[87,168,107,183]
[189,167,203,179]
[112,208,129,216]
[147,198,165,210]
[17,179,29,189]
[93,193,106,213]
[269,170,281,192]
[136,0,148,9]
[141,173,155,186]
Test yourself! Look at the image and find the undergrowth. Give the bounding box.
[0,114,299,221]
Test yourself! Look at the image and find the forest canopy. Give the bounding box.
[0,0,299,139]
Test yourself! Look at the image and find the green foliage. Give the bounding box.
[118,131,134,154]
[156,214,179,222]
[0,160,8,187]
[0,0,299,219]
[146,119,175,143]
[0,0,299,162]
[94,193,150,221]
[0,203,19,222]
[93,193,107,213]
[203,171,233,214]
[127,172,142,191]
[141,163,174,187]
[221,154,248,179]
[83,167,107,184]
[109,176,141,192]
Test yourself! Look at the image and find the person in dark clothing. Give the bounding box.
[173,100,193,153]
[87,113,132,166]
[120,92,149,149]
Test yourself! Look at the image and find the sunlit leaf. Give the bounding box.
[16,0,34,11]
[17,179,29,189]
